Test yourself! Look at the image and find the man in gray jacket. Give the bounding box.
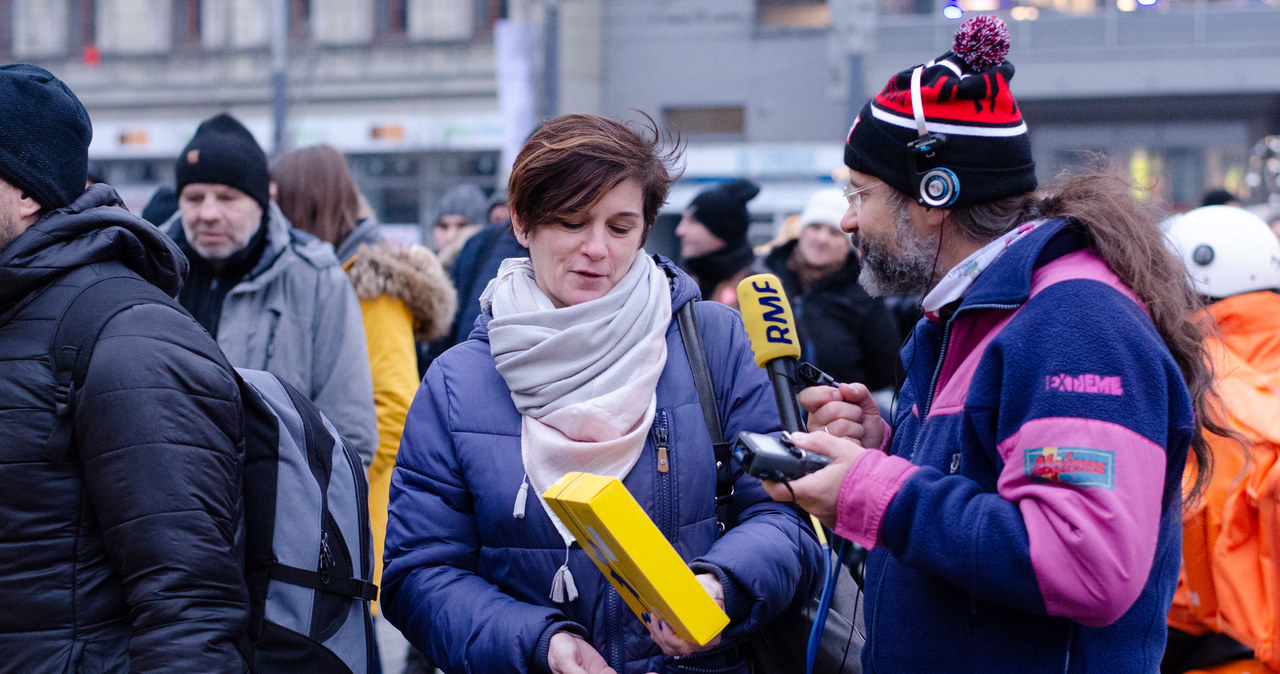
[164,112,377,467]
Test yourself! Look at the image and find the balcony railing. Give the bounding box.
[875,3,1280,55]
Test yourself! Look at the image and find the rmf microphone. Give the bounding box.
[737,273,805,433]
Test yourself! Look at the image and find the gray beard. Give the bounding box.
[856,203,939,298]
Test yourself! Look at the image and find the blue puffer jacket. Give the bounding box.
[383,255,821,674]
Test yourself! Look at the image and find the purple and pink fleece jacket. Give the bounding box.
[837,219,1193,672]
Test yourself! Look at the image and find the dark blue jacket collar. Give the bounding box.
[954,218,1089,312]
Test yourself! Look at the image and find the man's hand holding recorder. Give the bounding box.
[735,272,881,529]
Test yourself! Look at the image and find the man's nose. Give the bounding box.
[196,196,219,220]
[840,204,858,235]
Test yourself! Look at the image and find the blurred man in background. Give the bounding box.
[675,178,760,307]
[164,112,377,468]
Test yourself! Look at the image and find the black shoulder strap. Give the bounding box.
[676,300,738,532]
[44,274,180,461]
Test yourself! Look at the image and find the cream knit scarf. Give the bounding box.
[481,251,671,602]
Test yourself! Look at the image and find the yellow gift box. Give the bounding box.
[543,472,730,646]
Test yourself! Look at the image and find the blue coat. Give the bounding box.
[836,220,1192,672]
[383,255,821,673]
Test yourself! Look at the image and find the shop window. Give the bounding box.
[0,0,12,57]
[664,106,746,142]
[375,0,407,38]
[757,0,830,27]
[290,0,311,41]
[68,0,96,56]
[475,0,507,35]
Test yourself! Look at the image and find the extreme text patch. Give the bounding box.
[1023,447,1115,489]
[1045,373,1123,395]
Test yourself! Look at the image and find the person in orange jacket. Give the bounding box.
[1163,205,1280,674]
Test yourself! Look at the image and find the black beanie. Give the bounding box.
[0,64,92,211]
[175,113,270,212]
[690,179,760,246]
[844,17,1036,209]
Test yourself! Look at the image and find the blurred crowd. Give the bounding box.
[6,13,1280,674]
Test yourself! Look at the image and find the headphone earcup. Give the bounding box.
[918,168,959,208]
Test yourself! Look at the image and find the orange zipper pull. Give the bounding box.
[656,422,669,473]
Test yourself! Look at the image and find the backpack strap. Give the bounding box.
[44,274,179,462]
[268,564,379,602]
[676,300,738,532]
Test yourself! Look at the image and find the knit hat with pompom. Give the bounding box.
[844,16,1035,208]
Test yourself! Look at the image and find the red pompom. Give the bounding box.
[952,16,1010,72]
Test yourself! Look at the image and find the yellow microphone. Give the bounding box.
[737,273,829,545]
[737,273,804,433]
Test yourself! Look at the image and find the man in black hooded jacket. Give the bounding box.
[0,64,249,671]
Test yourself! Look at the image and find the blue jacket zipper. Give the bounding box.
[877,302,1018,670]
[654,410,674,539]
[909,302,1018,461]
[607,590,623,672]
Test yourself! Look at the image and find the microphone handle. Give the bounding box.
[765,358,806,433]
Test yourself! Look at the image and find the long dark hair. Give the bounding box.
[948,163,1228,502]
[271,144,360,248]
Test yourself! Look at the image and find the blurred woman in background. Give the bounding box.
[271,145,457,665]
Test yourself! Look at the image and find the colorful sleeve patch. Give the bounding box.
[1023,447,1115,490]
[1044,373,1123,395]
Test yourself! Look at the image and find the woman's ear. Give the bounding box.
[511,212,530,247]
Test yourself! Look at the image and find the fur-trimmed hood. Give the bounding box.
[345,243,457,341]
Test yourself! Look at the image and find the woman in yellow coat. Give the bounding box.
[271,145,457,624]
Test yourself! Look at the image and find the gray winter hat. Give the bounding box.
[435,183,489,226]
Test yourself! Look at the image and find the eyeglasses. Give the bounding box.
[842,180,883,210]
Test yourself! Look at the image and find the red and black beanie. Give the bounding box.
[844,16,1036,208]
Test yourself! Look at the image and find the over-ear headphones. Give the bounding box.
[918,167,959,208]
[906,65,961,209]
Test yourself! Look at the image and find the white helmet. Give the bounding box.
[1164,205,1280,299]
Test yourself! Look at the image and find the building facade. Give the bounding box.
[0,0,556,242]
[3,0,1279,244]
[602,0,1280,227]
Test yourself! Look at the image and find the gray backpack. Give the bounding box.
[46,273,377,673]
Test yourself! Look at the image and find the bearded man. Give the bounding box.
[761,16,1226,672]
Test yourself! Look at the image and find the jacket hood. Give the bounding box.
[346,242,458,341]
[470,252,697,342]
[337,216,384,263]
[0,183,186,311]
